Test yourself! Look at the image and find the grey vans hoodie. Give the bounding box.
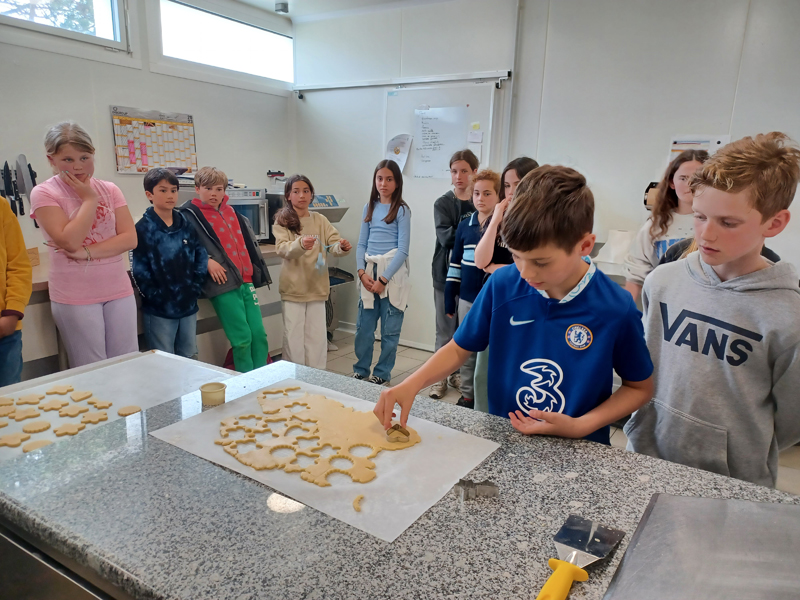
[624,252,800,487]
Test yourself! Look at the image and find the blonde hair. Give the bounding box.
[195,166,228,189]
[44,121,95,156]
[472,169,501,194]
[690,132,800,220]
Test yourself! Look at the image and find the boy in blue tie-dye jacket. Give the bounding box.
[131,168,208,358]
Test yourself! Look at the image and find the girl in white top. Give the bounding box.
[624,150,709,301]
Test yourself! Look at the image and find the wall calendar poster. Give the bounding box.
[111,105,198,174]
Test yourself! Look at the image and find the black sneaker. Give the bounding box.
[367,375,389,386]
[456,397,474,409]
[350,373,365,380]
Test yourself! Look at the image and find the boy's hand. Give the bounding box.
[208,259,227,284]
[374,384,416,429]
[339,239,352,252]
[371,280,386,294]
[301,236,316,250]
[508,409,585,438]
[0,315,18,338]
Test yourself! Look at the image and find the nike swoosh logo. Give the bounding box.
[509,317,535,326]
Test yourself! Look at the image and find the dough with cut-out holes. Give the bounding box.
[41,399,69,412]
[22,421,51,434]
[70,391,92,402]
[12,408,40,422]
[81,411,108,425]
[216,391,421,488]
[54,423,85,437]
[88,399,112,410]
[23,440,53,453]
[46,385,73,395]
[0,397,14,406]
[0,432,30,447]
[118,405,141,417]
[17,394,44,406]
[59,405,89,418]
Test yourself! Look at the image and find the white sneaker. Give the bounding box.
[327,340,338,352]
[448,372,462,392]
[429,378,448,399]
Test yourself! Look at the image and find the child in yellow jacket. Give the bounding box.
[1,197,33,386]
[273,175,351,369]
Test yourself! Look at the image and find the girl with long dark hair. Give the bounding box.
[351,159,411,385]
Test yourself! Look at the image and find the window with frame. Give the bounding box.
[159,0,294,83]
[0,0,124,45]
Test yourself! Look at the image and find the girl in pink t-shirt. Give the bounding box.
[30,122,139,367]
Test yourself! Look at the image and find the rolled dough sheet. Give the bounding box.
[150,379,500,543]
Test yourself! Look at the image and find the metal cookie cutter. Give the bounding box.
[453,478,500,505]
[386,423,410,443]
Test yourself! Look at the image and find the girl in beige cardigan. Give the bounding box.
[273,175,351,368]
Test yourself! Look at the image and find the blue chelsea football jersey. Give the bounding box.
[453,261,653,445]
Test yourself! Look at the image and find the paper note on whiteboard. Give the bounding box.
[668,134,730,165]
[413,106,469,179]
[385,134,413,172]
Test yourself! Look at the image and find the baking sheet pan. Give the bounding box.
[0,351,232,461]
[603,493,800,600]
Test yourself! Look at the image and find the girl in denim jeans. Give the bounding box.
[351,159,411,385]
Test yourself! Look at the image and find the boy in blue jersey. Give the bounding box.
[375,165,654,444]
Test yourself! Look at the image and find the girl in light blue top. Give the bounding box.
[352,159,411,384]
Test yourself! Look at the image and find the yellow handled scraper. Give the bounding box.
[536,514,625,600]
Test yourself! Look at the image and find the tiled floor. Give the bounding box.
[324,330,800,496]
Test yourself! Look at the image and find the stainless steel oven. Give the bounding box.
[227,188,269,243]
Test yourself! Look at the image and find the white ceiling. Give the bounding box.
[236,0,453,21]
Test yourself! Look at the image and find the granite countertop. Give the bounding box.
[1,361,798,600]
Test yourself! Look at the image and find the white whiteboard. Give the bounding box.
[383,82,499,349]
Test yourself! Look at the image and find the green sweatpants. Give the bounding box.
[210,283,268,372]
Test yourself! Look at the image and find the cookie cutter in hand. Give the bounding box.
[453,478,500,502]
[386,423,410,443]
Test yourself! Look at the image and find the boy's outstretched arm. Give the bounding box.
[509,376,654,438]
[374,340,471,429]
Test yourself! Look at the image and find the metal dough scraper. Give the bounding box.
[535,514,625,600]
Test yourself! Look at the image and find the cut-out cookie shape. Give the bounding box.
[353,495,364,512]
[23,440,53,453]
[46,385,74,395]
[118,405,141,417]
[0,397,14,406]
[0,406,13,418]
[70,391,93,402]
[54,423,85,437]
[41,399,69,412]
[0,422,6,429]
[88,399,112,410]
[12,408,41,422]
[22,421,51,434]
[81,411,108,425]
[59,405,89,418]
[0,432,31,447]
[17,394,44,405]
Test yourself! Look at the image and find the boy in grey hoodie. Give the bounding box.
[625,132,800,487]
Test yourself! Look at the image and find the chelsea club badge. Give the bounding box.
[565,324,593,350]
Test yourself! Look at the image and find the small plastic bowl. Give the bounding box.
[200,382,227,406]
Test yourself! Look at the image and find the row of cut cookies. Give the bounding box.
[0,384,142,454]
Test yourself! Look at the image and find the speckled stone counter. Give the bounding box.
[1,362,798,600]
